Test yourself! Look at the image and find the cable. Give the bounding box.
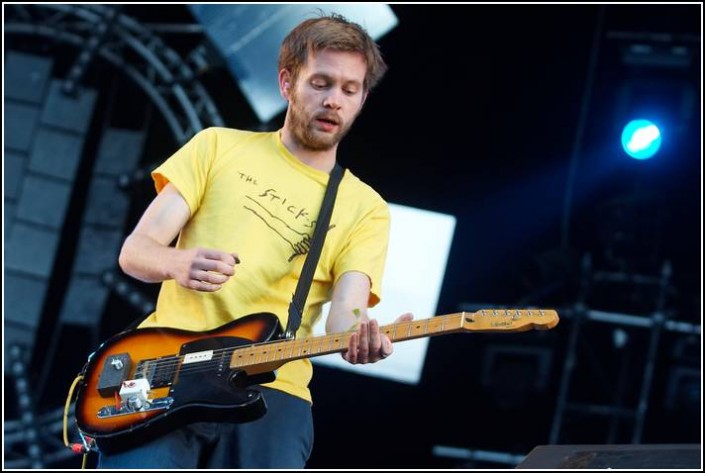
[64,374,83,447]
[65,374,95,468]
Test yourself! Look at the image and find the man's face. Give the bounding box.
[287,49,367,151]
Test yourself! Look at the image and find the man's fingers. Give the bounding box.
[369,319,382,354]
[198,259,235,276]
[192,269,229,285]
[193,249,242,278]
[186,279,222,292]
[357,322,369,362]
[343,319,403,365]
[345,332,358,364]
[199,248,240,267]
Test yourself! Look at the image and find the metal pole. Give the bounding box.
[560,5,606,249]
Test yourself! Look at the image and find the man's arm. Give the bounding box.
[119,183,239,292]
[326,271,412,364]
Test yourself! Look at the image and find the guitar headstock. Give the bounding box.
[462,309,559,332]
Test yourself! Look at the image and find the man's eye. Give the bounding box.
[312,82,327,89]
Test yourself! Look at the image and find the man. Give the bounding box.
[101,13,411,469]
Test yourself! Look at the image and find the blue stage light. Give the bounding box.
[621,119,662,160]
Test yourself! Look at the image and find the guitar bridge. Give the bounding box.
[96,396,174,419]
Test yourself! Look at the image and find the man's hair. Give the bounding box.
[278,13,388,92]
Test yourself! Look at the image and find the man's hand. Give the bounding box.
[342,312,413,364]
[171,248,240,292]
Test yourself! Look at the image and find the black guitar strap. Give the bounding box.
[284,163,345,339]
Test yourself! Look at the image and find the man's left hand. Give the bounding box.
[342,312,413,364]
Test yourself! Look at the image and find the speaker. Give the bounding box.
[517,444,701,469]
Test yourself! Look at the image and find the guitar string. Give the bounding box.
[132,318,429,377]
[112,313,545,378]
[145,315,486,378]
[121,318,438,377]
[129,313,529,377]
[135,334,351,377]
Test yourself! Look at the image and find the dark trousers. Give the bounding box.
[98,387,313,469]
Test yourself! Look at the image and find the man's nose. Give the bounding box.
[322,90,343,109]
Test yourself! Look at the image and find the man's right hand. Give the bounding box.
[172,248,240,292]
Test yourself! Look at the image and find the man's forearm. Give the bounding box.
[326,306,368,334]
[119,233,180,283]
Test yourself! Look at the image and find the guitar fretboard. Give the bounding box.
[229,313,468,368]
[228,309,556,370]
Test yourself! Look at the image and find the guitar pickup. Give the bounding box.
[97,353,132,398]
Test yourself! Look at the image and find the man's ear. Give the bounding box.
[279,70,292,100]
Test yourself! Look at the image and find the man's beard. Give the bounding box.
[288,94,352,151]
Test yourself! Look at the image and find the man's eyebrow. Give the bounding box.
[310,72,362,86]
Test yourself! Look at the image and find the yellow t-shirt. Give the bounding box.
[138,127,390,403]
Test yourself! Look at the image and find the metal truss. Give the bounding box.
[4,3,224,144]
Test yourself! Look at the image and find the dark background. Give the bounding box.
[3,4,701,469]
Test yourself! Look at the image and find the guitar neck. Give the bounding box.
[229,313,466,369]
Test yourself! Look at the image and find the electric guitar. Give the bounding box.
[74,309,559,453]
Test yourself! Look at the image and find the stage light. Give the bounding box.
[621,119,662,160]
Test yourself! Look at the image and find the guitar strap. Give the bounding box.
[284,163,345,339]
